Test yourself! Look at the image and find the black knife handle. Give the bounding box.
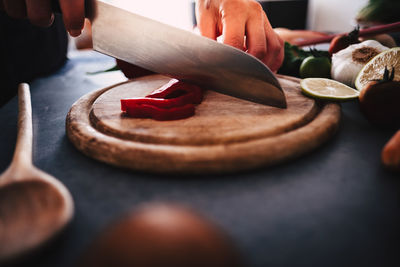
[51,0,62,13]
[51,0,96,20]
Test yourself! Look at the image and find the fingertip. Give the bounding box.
[63,16,84,36]
[69,29,82,37]
[60,0,85,37]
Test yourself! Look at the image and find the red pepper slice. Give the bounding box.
[121,79,203,121]
[121,91,200,111]
[146,79,203,102]
[125,103,195,121]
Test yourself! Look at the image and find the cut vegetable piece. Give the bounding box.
[125,103,195,121]
[300,78,359,101]
[355,47,400,90]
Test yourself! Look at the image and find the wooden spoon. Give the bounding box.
[0,84,74,261]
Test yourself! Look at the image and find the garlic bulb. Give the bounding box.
[331,40,388,87]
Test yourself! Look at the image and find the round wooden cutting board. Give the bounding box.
[66,75,341,174]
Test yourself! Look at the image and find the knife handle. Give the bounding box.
[51,0,96,20]
[51,0,62,13]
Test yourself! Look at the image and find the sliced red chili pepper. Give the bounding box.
[146,79,203,102]
[146,79,185,98]
[125,103,195,121]
[121,91,200,110]
[121,79,203,121]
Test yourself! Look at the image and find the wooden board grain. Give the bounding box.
[66,75,341,174]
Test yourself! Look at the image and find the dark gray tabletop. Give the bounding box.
[1,50,399,267]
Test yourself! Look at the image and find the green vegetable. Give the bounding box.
[278,42,329,77]
[299,56,331,79]
[87,65,119,75]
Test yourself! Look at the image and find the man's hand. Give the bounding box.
[196,0,284,72]
[0,0,95,37]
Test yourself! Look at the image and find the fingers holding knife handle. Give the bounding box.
[51,0,96,20]
[53,0,96,36]
[2,0,27,19]
[0,0,96,37]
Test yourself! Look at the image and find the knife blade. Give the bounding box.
[55,0,286,108]
[91,1,286,108]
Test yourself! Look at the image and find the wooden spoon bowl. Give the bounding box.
[0,84,74,262]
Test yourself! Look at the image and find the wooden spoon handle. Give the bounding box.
[12,84,33,168]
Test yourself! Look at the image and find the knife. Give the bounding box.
[54,0,286,108]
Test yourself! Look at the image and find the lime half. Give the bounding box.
[355,47,400,90]
[300,78,359,101]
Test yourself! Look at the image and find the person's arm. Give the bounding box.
[196,0,284,72]
[0,0,94,37]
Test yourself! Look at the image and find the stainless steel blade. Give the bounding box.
[92,1,286,108]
